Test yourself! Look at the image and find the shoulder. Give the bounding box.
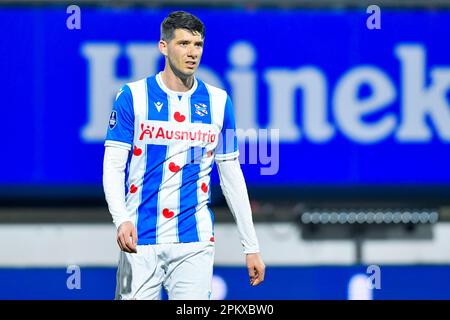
[199,80,229,101]
[123,77,150,94]
[117,76,152,106]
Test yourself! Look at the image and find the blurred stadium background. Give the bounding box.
[1,0,450,300]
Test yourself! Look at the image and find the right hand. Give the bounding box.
[117,221,138,253]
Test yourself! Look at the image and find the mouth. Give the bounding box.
[186,61,197,69]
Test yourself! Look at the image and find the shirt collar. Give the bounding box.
[156,71,198,98]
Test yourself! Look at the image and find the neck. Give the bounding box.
[161,65,194,92]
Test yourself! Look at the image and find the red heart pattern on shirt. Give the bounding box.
[162,208,175,219]
[174,112,186,122]
[201,183,208,193]
[169,162,181,173]
[133,146,142,156]
[130,184,138,193]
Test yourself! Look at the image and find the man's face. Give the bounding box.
[160,28,204,78]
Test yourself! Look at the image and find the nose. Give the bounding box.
[187,44,199,58]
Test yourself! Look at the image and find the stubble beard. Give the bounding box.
[168,56,196,80]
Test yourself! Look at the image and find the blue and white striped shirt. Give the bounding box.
[105,72,239,245]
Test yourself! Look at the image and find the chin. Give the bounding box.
[184,68,196,75]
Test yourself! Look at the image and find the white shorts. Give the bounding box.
[115,241,215,300]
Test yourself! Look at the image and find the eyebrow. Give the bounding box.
[177,39,204,45]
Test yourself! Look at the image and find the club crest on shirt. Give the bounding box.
[194,103,208,117]
[109,110,117,129]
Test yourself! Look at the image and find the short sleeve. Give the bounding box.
[104,85,134,150]
[215,95,239,161]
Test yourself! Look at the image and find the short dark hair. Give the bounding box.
[161,11,205,41]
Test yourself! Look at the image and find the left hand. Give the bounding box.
[246,253,265,286]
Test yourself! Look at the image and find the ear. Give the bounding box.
[159,40,168,57]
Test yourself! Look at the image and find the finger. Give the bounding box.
[125,234,136,253]
[248,265,256,278]
[131,227,138,252]
[252,277,262,286]
[258,265,266,281]
[251,265,265,286]
[119,234,132,253]
[118,234,128,252]
[116,237,124,251]
[248,265,256,284]
[123,233,135,253]
[123,229,136,253]
[251,272,262,286]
